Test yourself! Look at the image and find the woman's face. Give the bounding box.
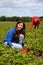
[17,22,23,30]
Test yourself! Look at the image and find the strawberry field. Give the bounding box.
[0,22,43,65]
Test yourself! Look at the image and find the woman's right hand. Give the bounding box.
[11,46,14,48]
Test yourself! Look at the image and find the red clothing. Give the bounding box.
[30,16,40,29]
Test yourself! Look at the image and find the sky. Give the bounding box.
[0,0,43,17]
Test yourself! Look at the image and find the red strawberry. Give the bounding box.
[20,49,28,54]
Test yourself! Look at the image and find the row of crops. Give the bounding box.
[0,22,43,65]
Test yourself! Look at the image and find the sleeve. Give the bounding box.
[4,28,15,47]
[29,22,33,29]
[38,18,40,24]
[7,41,13,47]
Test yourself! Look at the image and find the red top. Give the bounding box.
[30,16,40,29]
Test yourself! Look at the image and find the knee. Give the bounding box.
[20,34,24,39]
[19,45,23,50]
[4,42,8,45]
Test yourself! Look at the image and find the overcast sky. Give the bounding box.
[0,0,43,17]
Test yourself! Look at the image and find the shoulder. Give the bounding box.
[9,27,15,31]
[8,27,16,33]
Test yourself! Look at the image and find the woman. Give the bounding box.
[4,21,26,50]
[29,16,40,29]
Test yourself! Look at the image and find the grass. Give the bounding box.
[0,21,43,65]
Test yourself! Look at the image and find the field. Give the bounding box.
[0,21,43,65]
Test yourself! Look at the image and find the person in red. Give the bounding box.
[30,16,40,29]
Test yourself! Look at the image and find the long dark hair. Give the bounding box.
[11,21,26,43]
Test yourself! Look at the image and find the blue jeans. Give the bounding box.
[4,34,24,49]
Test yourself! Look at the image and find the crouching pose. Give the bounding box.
[30,16,40,29]
[4,21,26,50]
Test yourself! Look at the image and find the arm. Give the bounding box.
[4,28,15,48]
[29,17,34,29]
[38,18,40,24]
[29,22,33,29]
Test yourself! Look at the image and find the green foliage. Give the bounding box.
[0,16,31,22]
[0,22,43,65]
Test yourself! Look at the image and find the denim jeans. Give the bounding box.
[4,34,24,50]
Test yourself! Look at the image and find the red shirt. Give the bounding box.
[30,16,40,29]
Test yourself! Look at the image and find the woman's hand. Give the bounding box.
[11,46,14,49]
[24,44,27,47]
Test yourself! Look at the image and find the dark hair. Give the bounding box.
[11,21,26,43]
[16,21,25,36]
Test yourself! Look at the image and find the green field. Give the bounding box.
[0,22,43,65]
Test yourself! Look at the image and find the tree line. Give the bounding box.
[0,16,43,22]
